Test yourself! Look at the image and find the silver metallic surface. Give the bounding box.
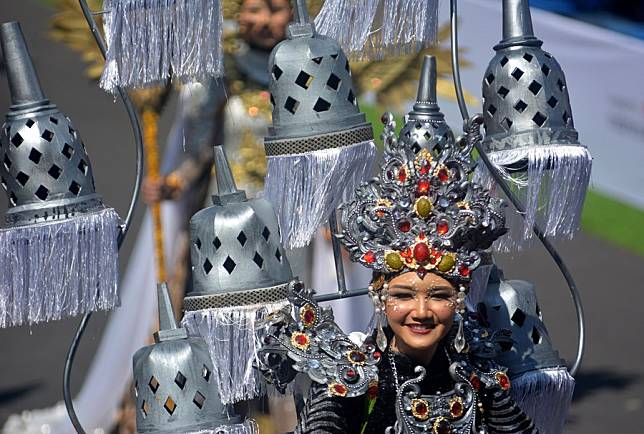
[482,0,579,154]
[482,270,567,375]
[184,146,292,306]
[133,284,242,433]
[399,55,455,156]
[264,0,372,147]
[0,22,101,227]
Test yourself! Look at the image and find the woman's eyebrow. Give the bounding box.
[430,286,455,292]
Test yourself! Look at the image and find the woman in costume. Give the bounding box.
[291,114,539,434]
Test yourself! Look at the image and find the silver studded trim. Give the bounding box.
[183,282,290,311]
[264,125,373,156]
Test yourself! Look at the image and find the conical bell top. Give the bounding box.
[212,146,246,205]
[153,282,187,342]
[497,0,541,49]
[287,0,314,38]
[408,55,444,121]
[0,22,48,110]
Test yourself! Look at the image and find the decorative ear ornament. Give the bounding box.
[370,281,389,352]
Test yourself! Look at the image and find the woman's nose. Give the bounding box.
[412,297,432,319]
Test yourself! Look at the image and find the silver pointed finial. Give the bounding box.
[212,145,247,205]
[288,0,314,38]
[416,55,437,104]
[294,0,310,25]
[153,282,188,342]
[502,0,534,40]
[0,22,48,109]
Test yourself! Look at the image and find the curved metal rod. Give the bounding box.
[63,2,145,432]
[449,0,584,376]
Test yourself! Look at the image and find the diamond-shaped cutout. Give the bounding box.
[295,70,314,89]
[25,118,35,128]
[313,97,331,112]
[148,376,160,393]
[237,231,247,246]
[563,111,570,124]
[411,141,421,153]
[202,365,211,382]
[531,327,541,344]
[62,143,74,159]
[497,86,509,98]
[485,73,495,85]
[68,124,75,136]
[347,89,356,104]
[11,133,23,147]
[140,400,150,419]
[557,78,565,92]
[175,371,187,390]
[253,252,264,268]
[511,67,524,81]
[326,73,341,91]
[223,256,236,274]
[541,64,550,76]
[547,96,558,108]
[275,248,282,262]
[544,52,552,59]
[330,53,338,59]
[193,391,206,409]
[48,164,62,179]
[312,56,323,64]
[213,237,221,249]
[3,154,11,170]
[523,53,534,62]
[262,226,270,241]
[503,117,513,129]
[29,148,42,164]
[41,129,54,142]
[35,185,49,200]
[487,104,497,116]
[69,180,81,196]
[270,93,275,107]
[194,237,202,250]
[423,131,431,141]
[1,177,6,190]
[528,80,542,95]
[16,171,29,186]
[511,308,526,327]
[532,111,547,127]
[514,99,528,113]
[203,258,213,274]
[163,396,176,415]
[345,59,350,72]
[49,116,59,124]
[284,96,300,114]
[272,64,283,80]
[499,56,509,67]
[78,159,88,175]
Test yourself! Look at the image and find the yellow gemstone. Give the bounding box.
[385,252,404,271]
[437,253,455,272]
[415,197,433,218]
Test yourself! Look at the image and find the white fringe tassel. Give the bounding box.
[182,300,289,404]
[314,0,439,61]
[264,140,376,249]
[188,418,259,434]
[100,0,223,92]
[510,367,575,434]
[474,144,592,251]
[0,207,120,328]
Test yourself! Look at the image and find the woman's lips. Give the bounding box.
[406,324,434,335]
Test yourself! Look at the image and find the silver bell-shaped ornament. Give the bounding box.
[482,267,574,434]
[400,55,455,157]
[133,283,257,433]
[263,0,376,249]
[314,0,439,61]
[0,22,120,327]
[479,0,592,251]
[182,146,293,404]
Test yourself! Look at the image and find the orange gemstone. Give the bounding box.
[363,251,376,264]
[398,167,407,183]
[295,334,308,345]
[400,248,412,258]
[437,221,449,235]
[417,179,430,194]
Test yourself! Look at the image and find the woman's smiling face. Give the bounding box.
[384,272,457,363]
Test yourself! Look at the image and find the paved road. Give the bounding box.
[1,1,643,433]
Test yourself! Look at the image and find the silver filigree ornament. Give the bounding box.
[257,280,381,398]
[338,111,507,283]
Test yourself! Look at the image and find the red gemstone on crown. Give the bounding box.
[348,350,367,364]
[413,243,430,264]
[295,334,308,346]
[437,221,449,235]
[346,369,356,378]
[413,401,428,417]
[332,384,348,395]
[470,374,481,391]
[302,308,316,325]
[398,167,407,183]
[496,372,511,390]
[438,168,449,183]
[419,162,430,175]
[417,179,430,195]
[418,232,426,240]
[367,383,379,399]
[400,248,412,258]
[399,221,411,232]
[373,351,381,359]
[458,265,471,277]
[450,400,464,418]
[363,251,376,264]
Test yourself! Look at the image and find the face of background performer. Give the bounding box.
[384,272,457,364]
[238,0,292,50]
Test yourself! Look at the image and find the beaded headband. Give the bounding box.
[338,114,507,283]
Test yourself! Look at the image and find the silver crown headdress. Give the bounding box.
[263,0,376,249]
[478,0,592,250]
[480,268,574,434]
[0,22,120,327]
[99,0,223,92]
[182,146,293,404]
[133,283,257,434]
[314,0,439,61]
[339,110,506,283]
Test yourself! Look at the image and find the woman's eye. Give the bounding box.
[391,293,413,300]
[430,293,451,300]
